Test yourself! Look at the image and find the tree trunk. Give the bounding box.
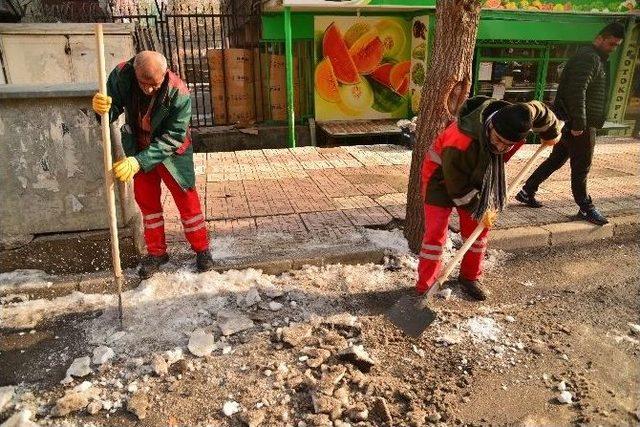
[404,0,481,253]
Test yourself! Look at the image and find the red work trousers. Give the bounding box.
[133,164,209,256]
[416,204,489,294]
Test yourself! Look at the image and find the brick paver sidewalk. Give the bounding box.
[161,138,639,244]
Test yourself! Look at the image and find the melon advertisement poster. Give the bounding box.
[314,16,412,121]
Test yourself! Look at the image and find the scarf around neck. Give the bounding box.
[472,114,507,221]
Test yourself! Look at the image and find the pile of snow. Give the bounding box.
[0,269,53,293]
[364,229,410,253]
[462,317,502,343]
[1,230,509,358]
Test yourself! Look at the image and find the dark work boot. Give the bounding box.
[196,250,215,272]
[515,189,543,208]
[459,277,490,301]
[139,253,170,279]
[577,207,609,226]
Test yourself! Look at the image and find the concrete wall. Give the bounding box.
[0,23,136,85]
[0,83,137,246]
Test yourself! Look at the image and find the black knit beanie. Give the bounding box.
[491,103,532,143]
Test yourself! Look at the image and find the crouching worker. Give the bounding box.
[417,96,563,300]
[92,51,214,278]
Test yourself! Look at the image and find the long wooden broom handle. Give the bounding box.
[426,143,549,298]
[95,24,124,325]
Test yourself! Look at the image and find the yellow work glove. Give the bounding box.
[113,157,140,182]
[482,209,498,229]
[92,92,112,115]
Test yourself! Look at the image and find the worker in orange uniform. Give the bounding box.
[417,96,563,300]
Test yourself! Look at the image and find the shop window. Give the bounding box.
[474,45,542,103]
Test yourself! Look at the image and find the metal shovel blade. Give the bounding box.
[386,293,437,338]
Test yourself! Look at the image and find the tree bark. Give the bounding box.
[404,0,481,253]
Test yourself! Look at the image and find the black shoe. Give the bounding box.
[459,277,490,301]
[577,207,609,226]
[515,190,543,208]
[196,250,215,272]
[139,253,170,279]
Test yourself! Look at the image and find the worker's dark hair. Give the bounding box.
[598,22,625,39]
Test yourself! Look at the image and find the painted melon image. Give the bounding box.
[367,77,406,113]
[322,22,360,85]
[370,62,394,87]
[389,60,411,96]
[375,19,407,60]
[315,59,341,103]
[344,21,371,48]
[349,29,385,75]
[338,78,374,116]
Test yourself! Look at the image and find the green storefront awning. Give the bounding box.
[262,9,629,41]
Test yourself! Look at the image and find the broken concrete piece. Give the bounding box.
[188,329,216,357]
[558,391,573,404]
[557,381,568,391]
[66,357,92,378]
[281,324,313,348]
[72,381,93,394]
[164,347,184,366]
[0,385,15,413]
[304,348,332,368]
[86,400,102,415]
[1,409,38,427]
[435,332,463,346]
[629,323,640,335]
[311,393,342,420]
[322,314,360,332]
[51,392,89,417]
[243,287,262,307]
[346,403,369,422]
[269,301,284,311]
[151,354,169,376]
[314,366,347,398]
[338,345,375,372]
[260,284,284,299]
[371,397,392,424]
[92,346,115,365]
[333,385,349,406]
[222,400,241,417]
[305,413,332,427]
[127,392,150,420]
[217,310,254,336]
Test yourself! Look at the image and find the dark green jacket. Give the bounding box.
[555,45,610,131]
[106,58,195,189]
[421,96,563,211]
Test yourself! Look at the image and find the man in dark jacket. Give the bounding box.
[418,96,563,300]
[516,22,625,225]
[92,51,214,278]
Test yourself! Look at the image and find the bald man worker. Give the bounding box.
[92,51,214,278]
